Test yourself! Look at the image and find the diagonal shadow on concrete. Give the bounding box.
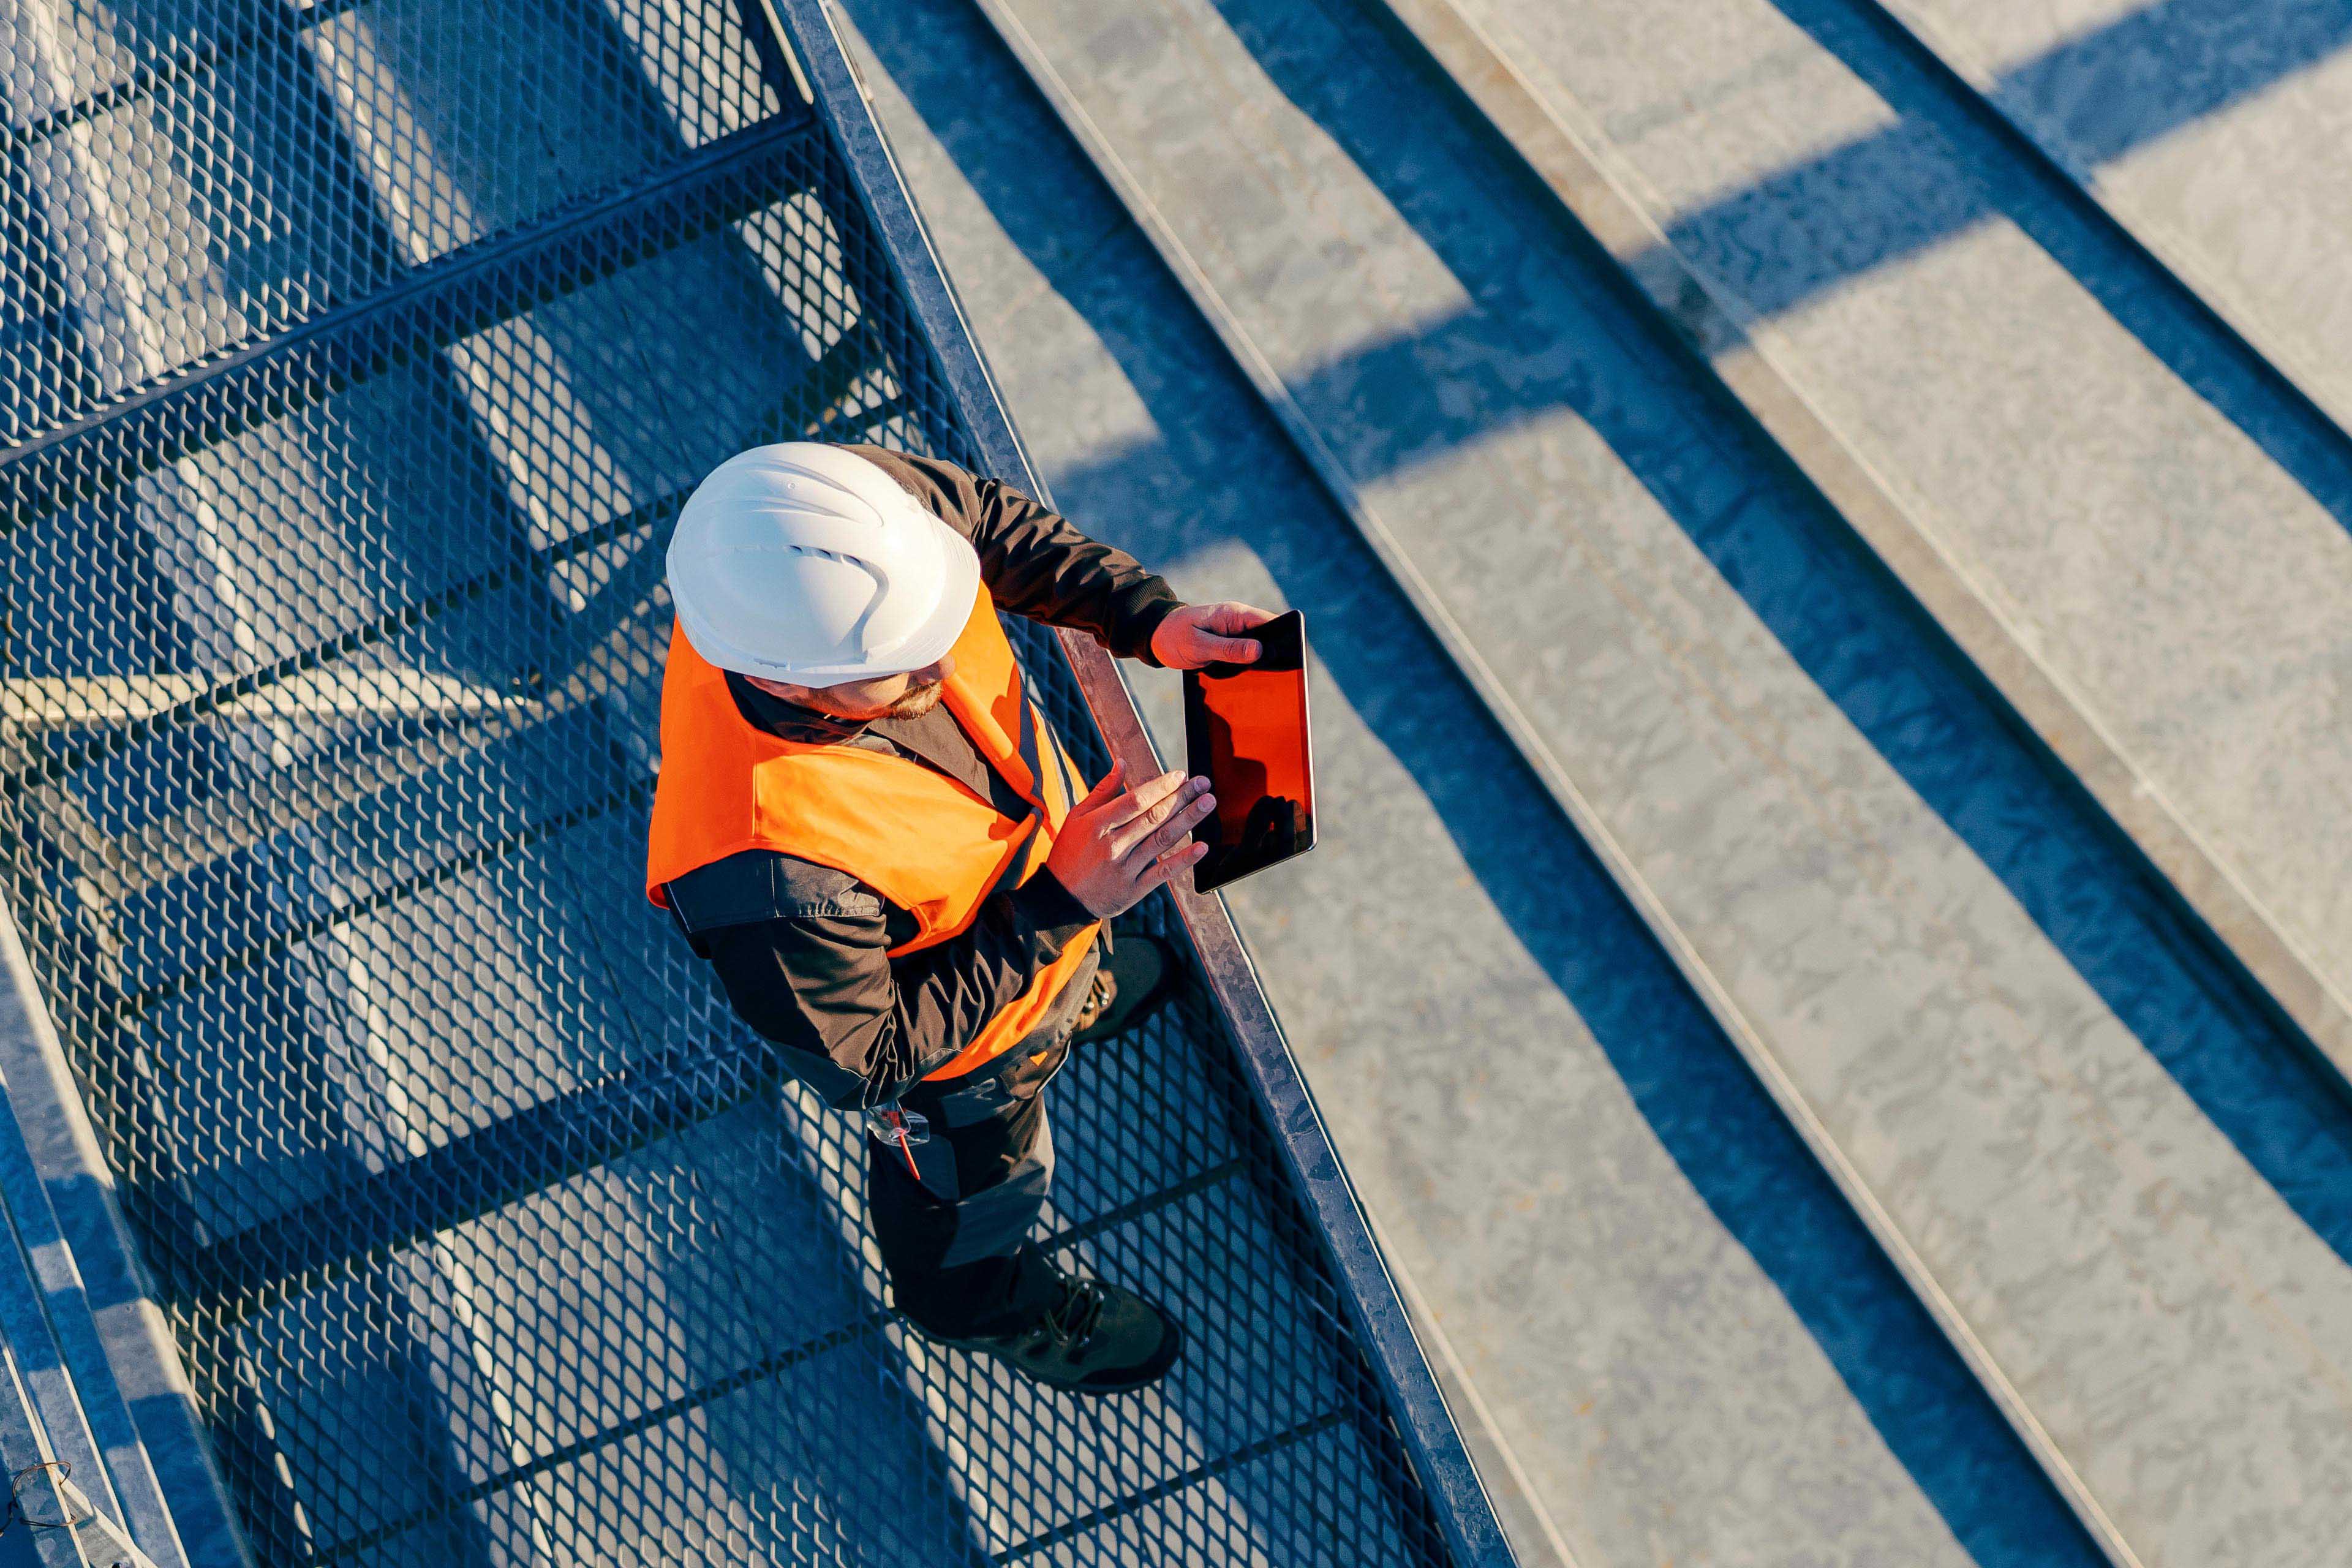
[1654,0,2352,535]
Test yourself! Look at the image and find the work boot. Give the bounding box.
[1069,933,1178,1046]
[917,1270,1183,1395]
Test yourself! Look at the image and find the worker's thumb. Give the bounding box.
[1072,759,1125,815]
[1205,635,1261,662]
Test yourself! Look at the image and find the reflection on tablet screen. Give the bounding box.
[1184,611,1315,892]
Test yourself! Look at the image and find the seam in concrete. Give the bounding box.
[1360,0,2352,1095]
[952,0,2143,1562]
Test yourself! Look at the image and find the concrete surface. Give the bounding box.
[1872,0,2352,433]
[924,0,2352,1562]
[1445,0,2352,1068]
[1367,0,2352,1080]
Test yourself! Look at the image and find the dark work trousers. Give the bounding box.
[867,944,1098,1338]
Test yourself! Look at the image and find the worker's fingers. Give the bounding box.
[1107,778,1208,858]
[1068,760,1125,818]
[1158,835,1212,875]
[1101,769,1191,834]
[1199,602,1280,635]
[1132,839,1212,897]
[1115,789,1215,865]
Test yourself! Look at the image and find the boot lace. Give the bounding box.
[1042,1278,1109,1352]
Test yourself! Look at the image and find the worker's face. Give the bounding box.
[748,654,955,723]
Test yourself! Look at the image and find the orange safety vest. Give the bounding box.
[645,582,1102,1082]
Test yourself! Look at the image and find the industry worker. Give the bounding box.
[646,443,1273,1396]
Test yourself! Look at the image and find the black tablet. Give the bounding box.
[1182,610,1316,893]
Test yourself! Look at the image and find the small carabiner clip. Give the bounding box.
[864,1103,930,1180]
[864,1103,930,1146]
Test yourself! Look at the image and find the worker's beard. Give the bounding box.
[882,679,946,720]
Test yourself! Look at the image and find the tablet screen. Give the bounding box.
[1183,611,1316,893]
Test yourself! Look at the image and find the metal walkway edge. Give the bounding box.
[0,903,231,1568]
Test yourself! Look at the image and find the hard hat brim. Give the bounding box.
[676,511,982,687]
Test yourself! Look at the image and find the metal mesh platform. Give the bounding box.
[0,2,1495,1563]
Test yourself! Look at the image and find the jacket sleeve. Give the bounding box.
[843,443,1184,664]
[675,852,1096,1107]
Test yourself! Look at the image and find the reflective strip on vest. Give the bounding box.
[645,583,1101,1081]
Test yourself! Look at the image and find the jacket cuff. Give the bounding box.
[1009,867,1099,946]
[1111,584,1186,665]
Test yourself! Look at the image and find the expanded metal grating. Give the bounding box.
[0,2,1467,1564]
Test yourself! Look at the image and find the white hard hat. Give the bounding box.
[666,443,981,685]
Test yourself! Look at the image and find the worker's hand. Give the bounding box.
[1150,602,1280,671]
[1047,762,1215,918]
